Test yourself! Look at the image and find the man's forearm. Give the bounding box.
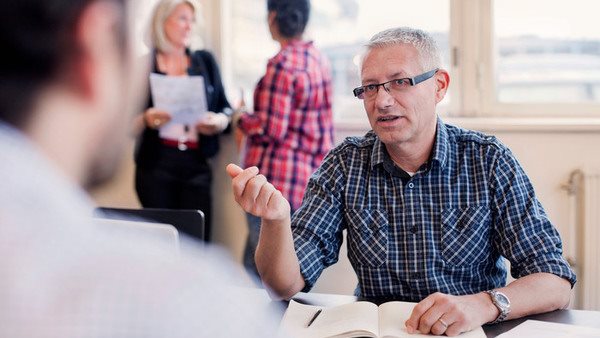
[494,272,572,321]
[405,272,572,336]
[255,217,305,299]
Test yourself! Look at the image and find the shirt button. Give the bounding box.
[408,182,414,188]
[410,226,418,234]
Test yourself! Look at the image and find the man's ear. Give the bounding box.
[72,1,121,100]
[434,69,450,104]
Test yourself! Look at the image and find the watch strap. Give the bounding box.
[485,290,510,324]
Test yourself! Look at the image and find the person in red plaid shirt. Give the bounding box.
[237,0,334,278]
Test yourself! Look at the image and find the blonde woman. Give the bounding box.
[135,0,231,241]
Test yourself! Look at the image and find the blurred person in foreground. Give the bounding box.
[228,27,575,336]
[135,0,233,242]
[236,0,334,277]
[0,0,277,336]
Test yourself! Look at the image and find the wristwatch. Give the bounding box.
[485,290,511,324]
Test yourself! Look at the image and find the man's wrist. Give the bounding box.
[476,292,501,324]
[484,290,511,324]
[262,216,291,228]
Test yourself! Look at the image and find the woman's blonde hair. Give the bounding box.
[151,0,198,52]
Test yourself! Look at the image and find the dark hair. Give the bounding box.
[267,0,310,38]
[0,0,126,128]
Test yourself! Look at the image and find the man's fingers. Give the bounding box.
[417,295,450,334]
[265,190,287,220]
[226,164,291,220]
[407,293,472,336]
[229,166,259,199]
[226,163,244,178]
[430,317,449,336]
[253,182,276,215]
[227,166,269,216]
[443,322,460,337]
[240,174,268,211]
[405,294,436,333]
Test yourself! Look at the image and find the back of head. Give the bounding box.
[267,0,310,39]
[365,27,441,71]
[0,0,126,129]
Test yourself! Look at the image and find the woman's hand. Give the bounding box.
[144,108,172,129]
[196,111,229,135]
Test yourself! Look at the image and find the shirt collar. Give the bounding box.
[431,117,449,169]
[371,136,386,168]
[370,117,450,170]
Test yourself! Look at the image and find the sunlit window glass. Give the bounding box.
[231,0,450,121]
[494,0,600,104]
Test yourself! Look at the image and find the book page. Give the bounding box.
[280,300,379,338]
[378,301,415,338]
[378,301,487,338]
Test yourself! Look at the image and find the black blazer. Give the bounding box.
[135,49,231,168]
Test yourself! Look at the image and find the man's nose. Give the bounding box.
[374,84,394,109]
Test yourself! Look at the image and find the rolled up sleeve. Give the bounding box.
[291,151,346,291]
[491,150,576,287]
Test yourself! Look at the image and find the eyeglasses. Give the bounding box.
[352,68,439,100]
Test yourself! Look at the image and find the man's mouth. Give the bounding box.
[377,115,401,122]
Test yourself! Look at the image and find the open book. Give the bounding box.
[280,299,486,338]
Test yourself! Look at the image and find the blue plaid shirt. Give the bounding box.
[292,118,576,301]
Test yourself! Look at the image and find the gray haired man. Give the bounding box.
[228,26,575,336]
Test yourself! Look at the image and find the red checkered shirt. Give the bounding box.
[238,40,334,211]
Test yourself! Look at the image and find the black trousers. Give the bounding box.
[135,145,212,241]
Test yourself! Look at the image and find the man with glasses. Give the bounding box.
[228,27,575,336]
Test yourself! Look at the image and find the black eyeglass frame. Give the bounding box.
[352,68,439,99]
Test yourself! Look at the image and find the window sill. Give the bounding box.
[334,117,600,134]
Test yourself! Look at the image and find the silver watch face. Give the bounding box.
[495,292,510,307]
[486,290,510,323]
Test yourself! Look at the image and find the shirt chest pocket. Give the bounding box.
[346,209,389,267]
[441,206,492,267]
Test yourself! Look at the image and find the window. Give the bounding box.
[217,0,600,122]
[493,0,600,104]
[229,1,278,103]
[228,0,450,123]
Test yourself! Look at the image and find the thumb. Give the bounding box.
[226,163,244,178]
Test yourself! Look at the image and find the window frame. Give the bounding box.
[208,0,600,127]
[477,0,600,118]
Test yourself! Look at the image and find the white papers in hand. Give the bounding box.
[149,73,208,141]
[497,320,600,338]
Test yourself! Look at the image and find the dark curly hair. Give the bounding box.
[267,0,310,38]
[0,0,126,128]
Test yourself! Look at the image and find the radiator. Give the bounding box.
[563,169,600,310]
